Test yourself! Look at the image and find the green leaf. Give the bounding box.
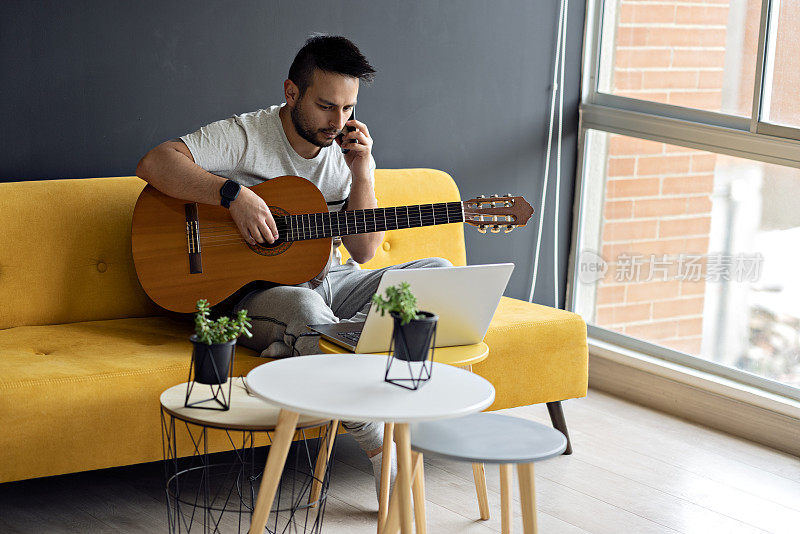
[194,299,253,344]
[371,282,419,325]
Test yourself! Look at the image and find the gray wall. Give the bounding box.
[1,0,584,306]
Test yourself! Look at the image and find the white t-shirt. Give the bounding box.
[180,104,375,269]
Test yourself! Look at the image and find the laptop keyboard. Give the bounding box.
[337,330,362,343]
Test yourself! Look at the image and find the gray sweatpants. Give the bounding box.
[234,257,453,451]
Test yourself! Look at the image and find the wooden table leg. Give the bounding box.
[248,409,299,534]
[500,464,513,534]
[309,419,339,507]
[411,452,426,534]
[394,423,414,534]
[378,422,395,533]
[381,448,424,534]
[517,463,538,534]
[472,462,490,520]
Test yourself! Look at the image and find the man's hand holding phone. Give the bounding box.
[335,116,373,180]
[337,109,357,155]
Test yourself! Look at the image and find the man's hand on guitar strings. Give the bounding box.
[229,187,279,245]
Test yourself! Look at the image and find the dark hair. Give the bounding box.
[288,35,376,96]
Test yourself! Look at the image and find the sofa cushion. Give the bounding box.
[0,316,268,483]
[0,177,159,330]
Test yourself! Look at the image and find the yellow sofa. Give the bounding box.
[0,169,587,484]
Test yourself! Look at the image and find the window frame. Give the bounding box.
[753,0,800,140]
[568,0,800,402]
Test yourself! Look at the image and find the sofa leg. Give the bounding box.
[546,401,573,455]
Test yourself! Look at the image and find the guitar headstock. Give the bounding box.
[463,194,534,234]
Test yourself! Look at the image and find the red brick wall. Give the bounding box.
[594,0,739,354]
[598,136,712,354]
[613,0,730,112]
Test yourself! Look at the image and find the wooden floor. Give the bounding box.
[2,389,798,533]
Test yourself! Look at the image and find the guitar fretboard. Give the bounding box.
[274,202,464,242]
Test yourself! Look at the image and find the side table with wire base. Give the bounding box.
[160,377,336,533]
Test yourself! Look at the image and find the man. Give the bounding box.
[136,35,450,499]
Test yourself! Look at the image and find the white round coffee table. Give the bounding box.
[245,354,495,534]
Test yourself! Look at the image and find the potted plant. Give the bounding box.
[190,299,252,386]
[372,283,438,389]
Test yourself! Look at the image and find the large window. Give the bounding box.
[574,0,800,399]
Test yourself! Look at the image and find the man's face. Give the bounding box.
[289,69,359,148]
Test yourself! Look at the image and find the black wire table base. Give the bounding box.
[161,408,334,533]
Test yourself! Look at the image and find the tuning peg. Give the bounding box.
[491,225,501,233]
[478,225,487,234]
[505,225,514,233]
[478,195,486,199]
[505,193,513,197]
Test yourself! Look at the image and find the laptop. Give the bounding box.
[307,263,514,353]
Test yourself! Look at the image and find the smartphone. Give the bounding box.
[338,107,356,154]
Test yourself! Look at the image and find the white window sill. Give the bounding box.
[588,336,800,455]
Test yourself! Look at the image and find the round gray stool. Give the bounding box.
[410,412,567,534]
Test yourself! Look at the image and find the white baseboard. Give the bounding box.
[588,338,800,457]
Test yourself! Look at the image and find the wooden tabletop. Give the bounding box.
[160,377,329,431]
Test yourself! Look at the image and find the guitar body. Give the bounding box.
[132,175,332,313]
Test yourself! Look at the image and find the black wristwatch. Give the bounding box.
[219,179,241,208]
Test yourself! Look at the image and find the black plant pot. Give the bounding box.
[390,311,438,362]
[189,335,236,385]
[385,311,438,390]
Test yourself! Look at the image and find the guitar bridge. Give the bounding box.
[185,203,203,274]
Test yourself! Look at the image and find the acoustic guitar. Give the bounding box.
[132,175,533,312]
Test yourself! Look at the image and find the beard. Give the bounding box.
[290,98,337,148]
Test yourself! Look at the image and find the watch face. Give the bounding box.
[221,180,240,199]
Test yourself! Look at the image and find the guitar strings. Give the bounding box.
[199,224,471,246]
[192,202,478,246]
[199,204,461,225]
[197,210,465,244]
[199,209,463,231]
[199,228,470,248]
[198,218,463,236]
[198,212,465,238]
[187,197,514,249]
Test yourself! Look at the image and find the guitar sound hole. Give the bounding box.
[245,205,292,256]
[248,236,290,257]
[259,236,285,249]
